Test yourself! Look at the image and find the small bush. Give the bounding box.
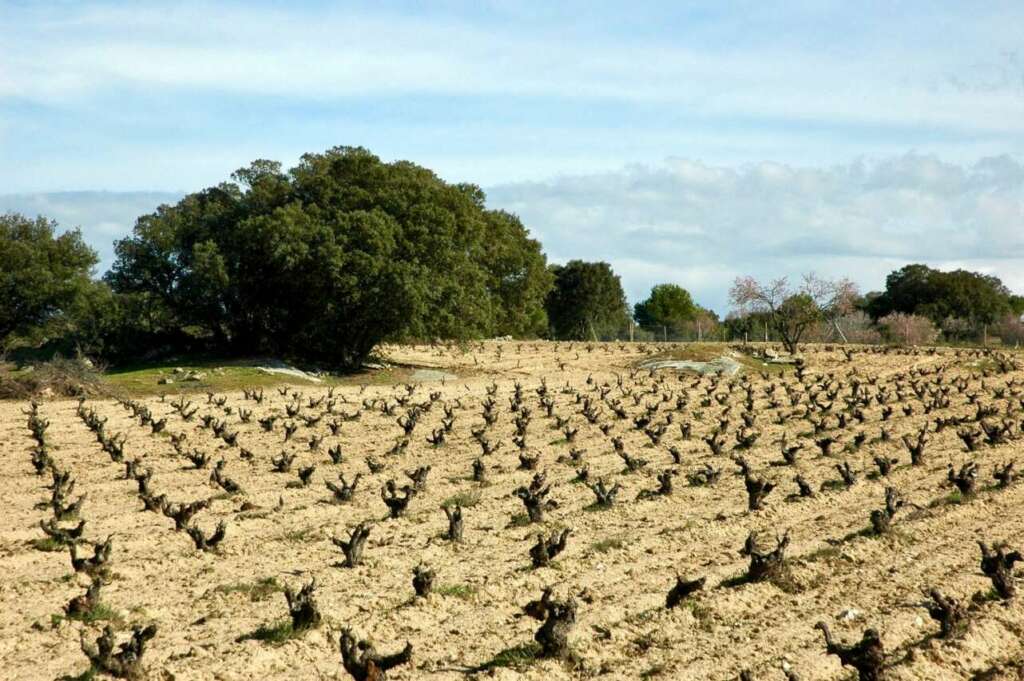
[0,356,104,399]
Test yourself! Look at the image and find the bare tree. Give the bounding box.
[729,274,858,353]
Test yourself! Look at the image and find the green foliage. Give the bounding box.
[105,147,552,368]
[237,620,299,645]
[591,536,625,553]
[474,642,542,671]
[0,213,98,349]
[441,490,481,508]
[775,292,822,350]
[867,264,1016,335]
[633,284,696,333]
[213,577,283,602]
[480,210,553,337]
[546,260,630,339]
[434,583,478,599]
[729,274,853,353]
[31,537,67,552]
[65,602,122,625]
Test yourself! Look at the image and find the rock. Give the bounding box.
[172,367,184,374]
[158,378,175,385]
[839,608,862,621]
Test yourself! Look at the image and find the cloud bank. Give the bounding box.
[487,153,1024,311]
[3,153,1021,314]
[1,2,1023,191]
[0,192,182,274]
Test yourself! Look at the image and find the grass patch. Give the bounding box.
[626,607,659,625]
[31,537,67,552]
[441,490,481,508]
[236,620,301,645]
[0,356,106,399]
[929,490,965,508]
[591,537,624,553]
[214,577,283,602]
[768,566,803,594]
[971,587,1002,605]
[641,664,668,678]
[508,513,531,528]
[819,479,849,492]
[101,358,417,397]
[548,438,568,446]
[683,600,714,632]
[719,573,753,589]
[804,545,844,563]
[282,527,315,543]
[65,603,123,625]
[473,642,542,672]
[840,526,876,542]
[434,584,478,600]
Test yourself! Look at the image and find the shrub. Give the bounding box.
[877,313,938,346]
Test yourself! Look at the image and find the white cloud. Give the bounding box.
[0,191,182,273]
[2,152,1021,312]
[486,153,1024,311]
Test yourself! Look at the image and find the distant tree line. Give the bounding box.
[2,147,1022,367]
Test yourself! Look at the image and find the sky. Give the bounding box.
[1,1,1023,312]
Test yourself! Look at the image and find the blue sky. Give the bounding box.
[2,1,1023,311]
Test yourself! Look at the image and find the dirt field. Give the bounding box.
[2,341,1023,681]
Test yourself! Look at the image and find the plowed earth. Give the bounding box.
[2,342,1022,680]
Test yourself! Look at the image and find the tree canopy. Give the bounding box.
[633,284,696,333]
[0,213,98,349]
[545,260,630,340]
[729,273,858,353]
[865,264,1015,332]
[106,147,552,367]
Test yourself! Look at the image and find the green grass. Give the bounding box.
[434,583,478,600]
[820,479,850,492]
[100,358,418,397]
[282,527,316,543]
[591,536,625,553]
[929,489,965,508]
[840,526,877,542]
[719,573,753,589]
[63,603,123,625]
[508,513,531,528]
[473,642,542,672]
[236,620,301,645]
[104,363,286,396]
[31,537,66,552]
[972,587,1002,605]
[683,600,715,632]
[625,607,658,625]
[441,490,481,509]
[804,545,844,563]
[214,577,283,602]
